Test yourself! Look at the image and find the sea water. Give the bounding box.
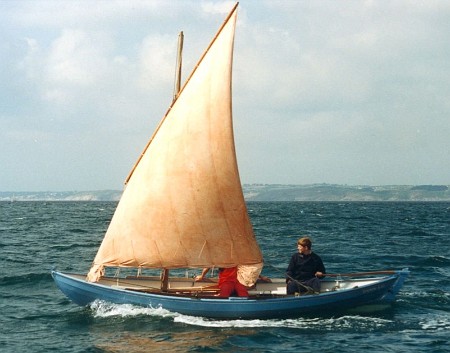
[1,201,449,352]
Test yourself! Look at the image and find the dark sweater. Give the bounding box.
[286,252,326,282]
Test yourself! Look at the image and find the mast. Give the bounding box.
[173,31,184,101]
[161,31,184,291]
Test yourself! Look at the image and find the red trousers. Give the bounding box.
[218,267,249,297]
[218,280,249,297]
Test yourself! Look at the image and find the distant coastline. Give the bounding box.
[243,184,450,202]
[1,184,449,202]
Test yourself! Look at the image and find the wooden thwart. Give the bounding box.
[169,285,220,292]
[125,285,220,295]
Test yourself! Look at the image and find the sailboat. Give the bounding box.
[52,4,409,319]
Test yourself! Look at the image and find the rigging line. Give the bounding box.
[264,262,317,294]
[263,261,286,277]
[286,274,317,294]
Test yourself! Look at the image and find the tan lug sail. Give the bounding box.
[88,4,263,282]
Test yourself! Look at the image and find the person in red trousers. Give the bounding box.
[195,267,248,297]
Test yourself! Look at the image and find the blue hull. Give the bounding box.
[52,270,408,319]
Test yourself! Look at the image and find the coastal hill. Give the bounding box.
[1,184,449,202]
[243,184,450,201]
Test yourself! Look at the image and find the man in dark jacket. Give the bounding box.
[286,236,326,294]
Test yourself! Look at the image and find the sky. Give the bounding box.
[1,0,449,192]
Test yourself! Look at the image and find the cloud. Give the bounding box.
[137,34,177,91]
[201,1,238,15]
[1,0,449,190]
[47,30,109,86]
[9,0,165,29]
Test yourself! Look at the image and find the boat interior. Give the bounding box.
[68,272,387,299]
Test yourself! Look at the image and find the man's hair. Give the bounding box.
[297,236,312,249]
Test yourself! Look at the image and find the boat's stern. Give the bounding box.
[379,268,409,303]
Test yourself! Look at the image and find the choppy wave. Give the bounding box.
[421,256,450,267]
[419,313,450,331]
[0,272,51,286]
